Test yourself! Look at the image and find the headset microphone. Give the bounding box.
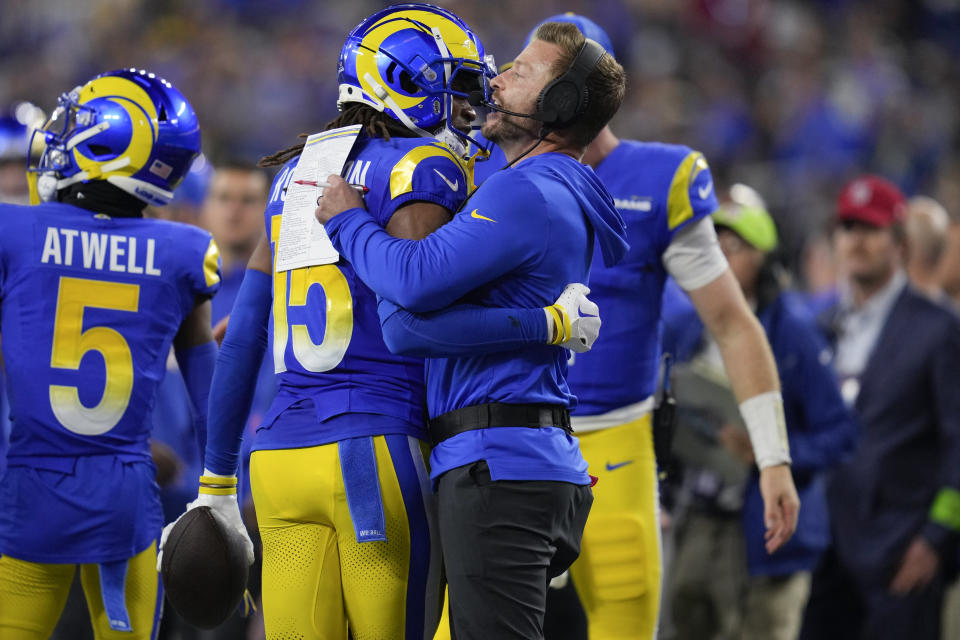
[467,90,543,120]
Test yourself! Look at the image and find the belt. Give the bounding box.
[428,402,572,446]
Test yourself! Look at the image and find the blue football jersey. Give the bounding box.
[323,151,628,484]
[256,133,470,448]
[566,142,720,415]
[0,201,220,562]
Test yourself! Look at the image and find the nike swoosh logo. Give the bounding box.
[698,181,713,200]
[605,460,634,471]
[470,209,496,222]
[434,169,459,192]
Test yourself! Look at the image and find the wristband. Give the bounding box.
[739,391,791,469]
[544,305,571,345]
[198,469,238,496]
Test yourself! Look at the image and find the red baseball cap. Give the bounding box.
[836,175,907,228]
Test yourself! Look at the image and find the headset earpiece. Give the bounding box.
[535,38,606,129]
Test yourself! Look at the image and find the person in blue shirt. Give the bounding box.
[0,69,219,640]
[160,5,579,640]
[662,185,856,640]
[466,15,800,640]
[316,21,629,640]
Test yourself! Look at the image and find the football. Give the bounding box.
[160,506,249,629]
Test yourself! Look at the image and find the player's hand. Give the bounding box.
[890,536,939,595]
[315,174,365,224]
[758,463,799,554]
[157,472,255,571]
[545,283,601,353]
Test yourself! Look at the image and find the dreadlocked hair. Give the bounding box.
[257,104,418,167]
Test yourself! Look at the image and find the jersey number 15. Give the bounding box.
[270,216,354,373]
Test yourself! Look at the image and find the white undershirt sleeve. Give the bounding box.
[662,216,729,291]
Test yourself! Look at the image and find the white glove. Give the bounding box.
[157,470,255,571]
[545,283,601,353]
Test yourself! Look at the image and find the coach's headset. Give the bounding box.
[469,37,607,131]
[535,37,607,129]
[459,36,607,205]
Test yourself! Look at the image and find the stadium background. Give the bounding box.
[2,1,960,638]
[3,0,959,272]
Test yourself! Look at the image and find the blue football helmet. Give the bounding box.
[28,69,201,206]
[338,3,495,156]
[526,13,615,56]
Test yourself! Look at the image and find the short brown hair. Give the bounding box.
[533,22,626,149]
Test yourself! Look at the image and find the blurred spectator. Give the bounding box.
[904,195,950,301]
[800,227,841,318]
[662,185,855,640]
[0,117,29,204]
[939,222,960,307]
[199,160,269,323]
[802,175,960,640]
[0,102,44,204]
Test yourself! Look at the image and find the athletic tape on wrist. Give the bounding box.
[739,391,791,469]
[199,474,238,487]
[199,472,238,495]
[198,485,238,496]
[545,304,571,345]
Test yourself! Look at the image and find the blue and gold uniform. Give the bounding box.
[187,6,496,638]
[565,141,719,639]
[0,201,219,638]
[258,135,474,446]
[246,134,469,640]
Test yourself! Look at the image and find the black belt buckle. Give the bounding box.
[538,407,552,428]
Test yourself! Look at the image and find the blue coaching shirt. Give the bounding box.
[565,141,720,414]
[0,201,220,563]
[251,133,471,452]
[325,152,628,484]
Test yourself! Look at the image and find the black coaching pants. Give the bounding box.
[437,460,593,640]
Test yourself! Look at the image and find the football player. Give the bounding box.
[161,5,570,639]
[0,69,219,639]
